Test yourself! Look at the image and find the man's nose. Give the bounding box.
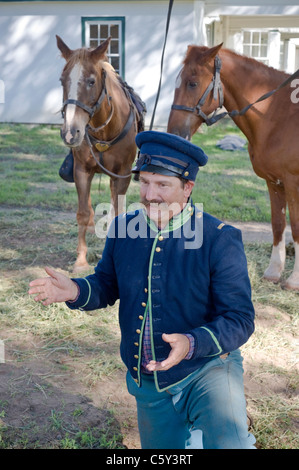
[146,184,158,201]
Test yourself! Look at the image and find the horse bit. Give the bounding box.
[61,69,135,179]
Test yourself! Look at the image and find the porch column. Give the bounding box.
[268,30,281,70]
[194,1,206,45]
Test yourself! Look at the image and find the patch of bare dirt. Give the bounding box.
[225,220,293,244]
[0,364,121,449]
[0,334,139,449]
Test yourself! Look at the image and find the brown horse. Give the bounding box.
[168,44,299,290]
[57,36,142,272]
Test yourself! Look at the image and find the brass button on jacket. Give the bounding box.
[66,204,255,392]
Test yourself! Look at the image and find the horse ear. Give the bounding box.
[208,43,223,58]
[90,37,112,62]
[56,35,73,60]
[203,43,223,64]
[185,43,223,66]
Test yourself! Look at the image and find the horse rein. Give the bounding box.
[61,69,134,179]
[171,55,299,127]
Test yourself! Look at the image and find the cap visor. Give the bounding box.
[132,164,182,178]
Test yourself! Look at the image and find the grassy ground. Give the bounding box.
[0,122,298,449]
[0,121,270,220]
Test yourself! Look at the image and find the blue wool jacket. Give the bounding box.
[66,203,255,391]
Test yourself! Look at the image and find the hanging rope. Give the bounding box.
[149,0,174,130]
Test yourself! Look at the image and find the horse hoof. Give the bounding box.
[72,263,91,274]
[281,275,299,291]
[263,274,280,283]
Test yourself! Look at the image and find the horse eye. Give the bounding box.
[87,78,95,87]
[188,81,198,89]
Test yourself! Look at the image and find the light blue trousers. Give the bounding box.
[126,349,256,449]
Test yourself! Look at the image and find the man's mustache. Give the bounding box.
[140,198,167,207]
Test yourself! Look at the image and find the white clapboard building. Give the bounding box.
[1,0,299,127]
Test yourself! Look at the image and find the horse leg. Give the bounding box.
[282,176,299,290]
[73,162,95,273]
[86,201,95,234]
[263,181,287,282]
[109,176,131,224]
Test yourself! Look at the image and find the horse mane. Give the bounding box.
[101,61,121,87]
[184,45,289,82]
[222,47,289,81]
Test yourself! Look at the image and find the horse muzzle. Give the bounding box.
[60,125,84,148]
[167,117,192,141]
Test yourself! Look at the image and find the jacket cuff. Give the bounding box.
[65,278,92,310]
[184,333,195,360]
[187,326,223,359]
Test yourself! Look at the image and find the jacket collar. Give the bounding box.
[144,201,194,234]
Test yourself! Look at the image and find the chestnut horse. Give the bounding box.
[57,36,142,272]
[168,44,299,290]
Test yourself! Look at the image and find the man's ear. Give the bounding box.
[184,180,195,199]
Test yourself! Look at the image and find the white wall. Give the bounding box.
[0,1,203,127]
[204,0,299,16]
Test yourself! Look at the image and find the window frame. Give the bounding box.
[242,29,269,65]
[81,16,125,78]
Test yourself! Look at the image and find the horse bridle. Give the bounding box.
[61,69,134,179]
[171,55,225,126]
[171,54,299,126]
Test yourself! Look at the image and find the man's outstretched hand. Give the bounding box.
[145,333,190,372]
[28,267,78,306]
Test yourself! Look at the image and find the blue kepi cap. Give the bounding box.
[133,131,208,181]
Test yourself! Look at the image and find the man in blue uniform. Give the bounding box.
[29,131,256,449]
